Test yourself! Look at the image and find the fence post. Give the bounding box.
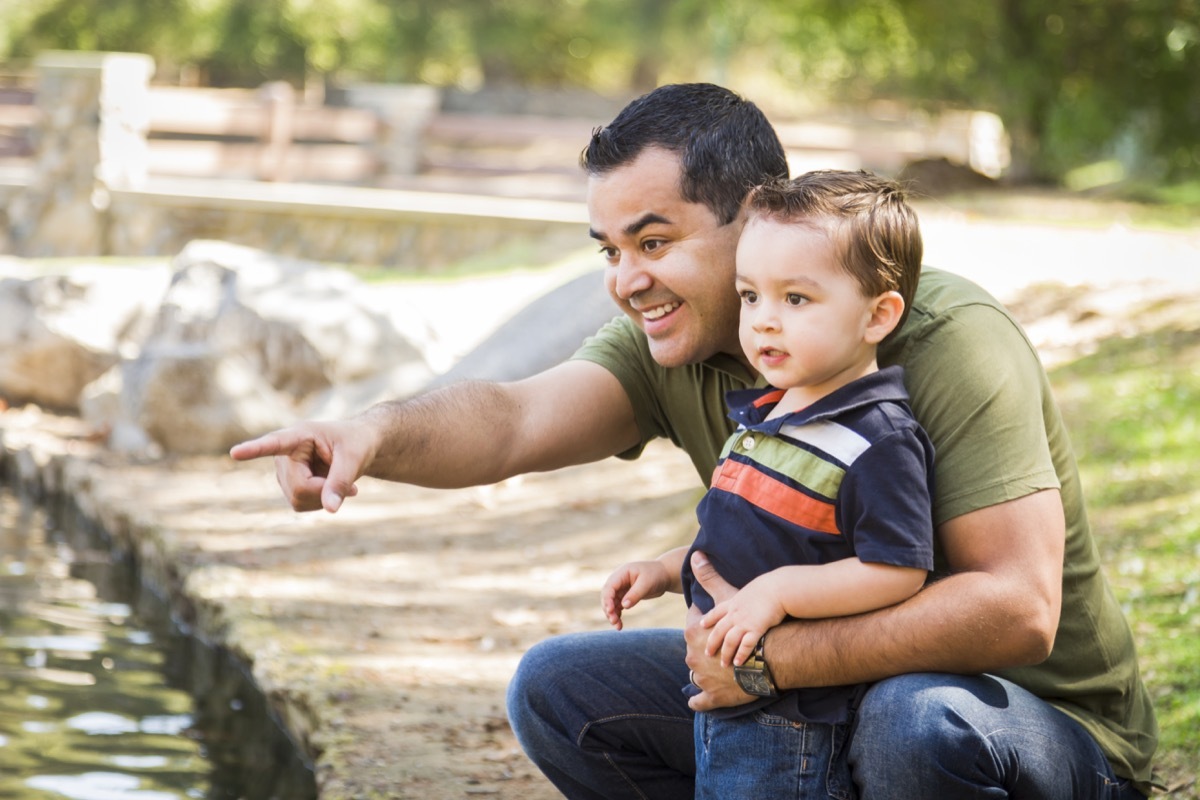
[258,80,296,182]
[342,83,441,178]
[7,50,154,257]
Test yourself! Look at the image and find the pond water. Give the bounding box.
[0,488,317,800]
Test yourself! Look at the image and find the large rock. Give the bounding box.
[84,342,300,456]
[151,240,432,393]
[304,269,618,420]
[83,240,435,455]
[428,269,616,387]
[0,263,169,411]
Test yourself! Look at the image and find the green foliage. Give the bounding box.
[1051,322,1200,794]
[2,0,1198,183]
[766,0,1200,182]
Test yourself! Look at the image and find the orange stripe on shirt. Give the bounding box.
[710,458,840,535]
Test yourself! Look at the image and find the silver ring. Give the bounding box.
[689,669,697,686]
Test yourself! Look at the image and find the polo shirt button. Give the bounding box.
[743,436,756,450]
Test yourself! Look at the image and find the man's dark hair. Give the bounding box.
[581,83,789,225]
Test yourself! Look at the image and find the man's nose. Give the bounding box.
[612,255,652,300]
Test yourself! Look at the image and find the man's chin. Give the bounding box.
[646,339,700,369]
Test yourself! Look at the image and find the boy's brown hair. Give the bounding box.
[744,169,923,335]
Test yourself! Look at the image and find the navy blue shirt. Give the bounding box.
[683,366,935,723]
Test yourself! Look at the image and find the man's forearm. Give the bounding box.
[356,361,642,490]
[360,381,523,488]
[766,570,1051,689]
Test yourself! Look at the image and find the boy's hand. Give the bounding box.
[601,560,672,630]
[700,575,787,666]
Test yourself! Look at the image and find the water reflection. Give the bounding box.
[0,489,316,800]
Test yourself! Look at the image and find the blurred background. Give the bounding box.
[1,0,1198,192]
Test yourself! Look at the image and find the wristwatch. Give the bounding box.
[733,634,778,697]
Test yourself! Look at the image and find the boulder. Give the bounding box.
[304,268,618,419]
[427,269,616,387]
[84,342,299,456]
[151,240,432,394]
[83,240,434,454]
[0,263,169,412]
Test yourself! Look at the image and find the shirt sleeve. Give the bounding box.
[839,427,936,571]
[570,315,663,458]
[899,303,1061,526]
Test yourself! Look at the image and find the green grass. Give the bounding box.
[1051,323,1200,797]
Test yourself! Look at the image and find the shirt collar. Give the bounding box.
[725,365,910,432]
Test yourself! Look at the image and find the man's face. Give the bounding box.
[587,147,745,369]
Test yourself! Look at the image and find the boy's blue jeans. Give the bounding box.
[694,709,853,799]
[507,628,1147,800]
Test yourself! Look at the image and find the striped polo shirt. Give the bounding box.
[682,365,935,723]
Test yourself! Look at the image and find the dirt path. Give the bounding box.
[1,213,1197,799]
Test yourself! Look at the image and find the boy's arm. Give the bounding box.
[601,545,690,629]
[701,558,926,667]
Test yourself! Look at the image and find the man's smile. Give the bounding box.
[641,301,681,321]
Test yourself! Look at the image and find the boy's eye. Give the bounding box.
[739,289,758,304]
[786,294,807,306]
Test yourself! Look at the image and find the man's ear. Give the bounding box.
[864,291,905,344]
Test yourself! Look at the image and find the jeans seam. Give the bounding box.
[601,751,652,800]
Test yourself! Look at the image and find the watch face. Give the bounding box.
[734,667,774,697]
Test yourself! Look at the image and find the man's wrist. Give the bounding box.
[732,633,778,697]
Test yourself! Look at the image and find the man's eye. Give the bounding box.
[642,239,663,253]
[599,246,618,261]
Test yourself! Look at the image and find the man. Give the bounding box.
[231,83,1157,798]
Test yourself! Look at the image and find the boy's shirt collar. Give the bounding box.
[725,365,910,434]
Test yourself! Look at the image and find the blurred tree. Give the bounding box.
[3,0,1196,180]
[8,0,200,70]
[766,0,1200,181]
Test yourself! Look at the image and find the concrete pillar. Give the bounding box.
[8,50,155,256]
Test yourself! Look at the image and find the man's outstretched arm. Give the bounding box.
[684,488,1066,709]
[230,360,641,512]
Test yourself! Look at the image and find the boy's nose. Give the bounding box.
[751,307,780,332]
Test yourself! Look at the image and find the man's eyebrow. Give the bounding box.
[625,213,672,236]
[589,213,673,242]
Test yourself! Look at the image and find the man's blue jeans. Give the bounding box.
[506,628,1146,799]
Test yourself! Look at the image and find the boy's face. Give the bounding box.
[587,147,745,369]
[735,216,883,401]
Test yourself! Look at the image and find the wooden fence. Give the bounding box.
[0,76,1006,189]
[0,81,405,184]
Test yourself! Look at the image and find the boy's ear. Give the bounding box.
[864,291,905,344]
